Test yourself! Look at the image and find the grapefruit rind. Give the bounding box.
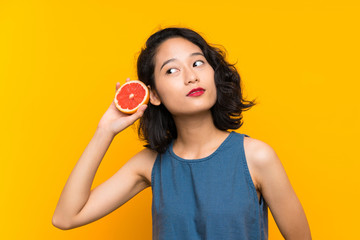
[114,80,149,114]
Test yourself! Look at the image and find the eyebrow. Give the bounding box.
[160,52,204,71]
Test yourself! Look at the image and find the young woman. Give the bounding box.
[52,27,311,239]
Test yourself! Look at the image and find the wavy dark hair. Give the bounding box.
[137,27,256,153]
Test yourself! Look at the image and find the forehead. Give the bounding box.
[154,37,203,63]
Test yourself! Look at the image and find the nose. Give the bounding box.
[185,68,199,85]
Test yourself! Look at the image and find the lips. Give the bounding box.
[187,87,205,96]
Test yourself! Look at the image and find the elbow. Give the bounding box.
[52,215,73,230]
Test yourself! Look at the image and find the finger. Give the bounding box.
[126,77,130,82]
[127,105,148,123]
[138,104,148,113]
[115,82,120,91]
[135,104,148,117]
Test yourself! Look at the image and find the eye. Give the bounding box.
[193,60,204,67]
[166,68,178,74]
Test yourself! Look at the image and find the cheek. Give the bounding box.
[208,73,217,99]
[159,88,182,108]
[210,88,218,106]
[155,83,180,107]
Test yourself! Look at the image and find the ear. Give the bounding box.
[148,85,161,106]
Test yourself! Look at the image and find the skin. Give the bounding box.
[52,37,311,239]
[150,37,229,161]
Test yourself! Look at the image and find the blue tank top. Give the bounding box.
[151,131,268,240]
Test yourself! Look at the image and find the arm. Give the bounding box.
[52,81,151,230]
[248,139,311,240]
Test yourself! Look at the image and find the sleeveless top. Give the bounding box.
[151,131,268,240]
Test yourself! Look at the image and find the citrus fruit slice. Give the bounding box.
[114,80,149,114]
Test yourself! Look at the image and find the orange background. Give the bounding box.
[1,0,359,239]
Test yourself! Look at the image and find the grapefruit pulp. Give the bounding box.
[114,80,149,114]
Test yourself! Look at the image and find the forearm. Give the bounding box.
[53,127,114,225]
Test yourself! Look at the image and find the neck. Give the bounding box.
[172,111,230,159]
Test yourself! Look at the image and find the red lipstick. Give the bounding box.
[187,87,205,97]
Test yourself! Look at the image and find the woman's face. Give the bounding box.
[151,37,217,117]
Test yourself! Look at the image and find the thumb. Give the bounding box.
[131,104,148,120]
[135,104,148,117]
[124,104,148,126]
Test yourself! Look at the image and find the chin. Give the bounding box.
[165,99,216,116]
[172,107,214,117]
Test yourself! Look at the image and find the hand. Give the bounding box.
[97,78,148,137]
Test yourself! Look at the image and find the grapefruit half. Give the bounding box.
[114,80,149,114]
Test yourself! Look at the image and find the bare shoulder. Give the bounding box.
[243,136,281,190]
[243,136,280,167]
[128,147,158,186]
[244,136,311,238]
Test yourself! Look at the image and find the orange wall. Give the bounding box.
[1,1,359,239]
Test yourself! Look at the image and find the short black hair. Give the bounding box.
[137,27,256,153]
